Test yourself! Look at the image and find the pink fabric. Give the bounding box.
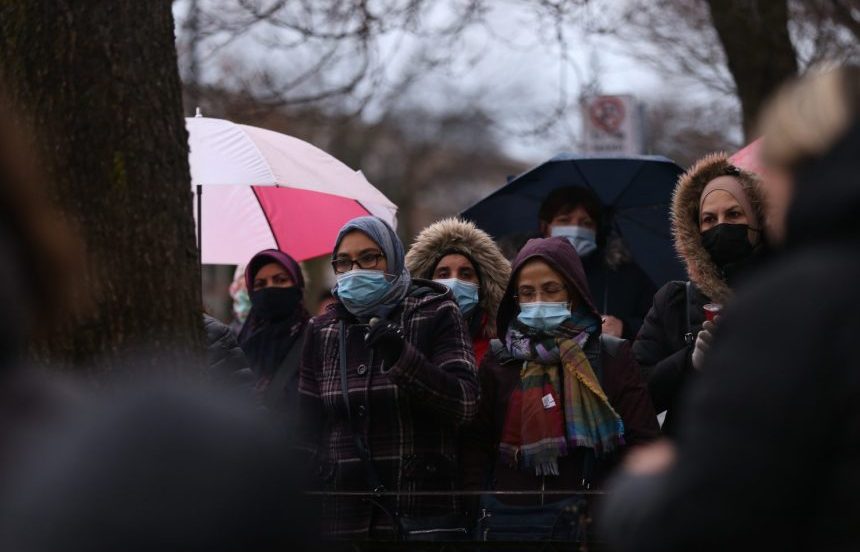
[730,138,763,175]
[187,116,398,264]
[253,186,370,262]
[200,186,277,265]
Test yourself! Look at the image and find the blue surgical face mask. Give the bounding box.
[551,226,597,257]
[435,278,479,316]
[517,301,571,332]
[335,269,391,314]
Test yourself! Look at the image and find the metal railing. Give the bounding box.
[307,489,610,552]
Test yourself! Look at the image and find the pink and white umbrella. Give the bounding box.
[187,116,397,264]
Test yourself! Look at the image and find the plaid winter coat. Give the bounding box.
[298,279,479,538]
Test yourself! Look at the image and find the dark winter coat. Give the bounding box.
[203,314,254,388]
[297,280,479,539]
[602,123,860,552]
[633,282,708,435]
[461,237,659,506]
[582,248,656,340]
[633,153,767,434]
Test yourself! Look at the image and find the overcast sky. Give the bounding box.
[174,1,712,164]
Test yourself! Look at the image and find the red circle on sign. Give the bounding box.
[589,97,626,133]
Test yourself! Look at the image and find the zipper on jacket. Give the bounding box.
[541,475,546,506]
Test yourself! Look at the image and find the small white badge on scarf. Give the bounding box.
[542,393,557,409]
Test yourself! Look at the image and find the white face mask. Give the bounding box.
[551,226,598,257]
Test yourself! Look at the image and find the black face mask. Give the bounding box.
[250,286,302,321]
[700,223,755,268]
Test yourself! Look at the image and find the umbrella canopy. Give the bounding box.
[187,116,397,264]
[729,138,763,175]
[461,154,687,286]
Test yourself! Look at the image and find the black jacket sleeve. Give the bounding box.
[620,265,658,340]
[632,283,693,413]
[460,351,499,492]
[203,314,255,387]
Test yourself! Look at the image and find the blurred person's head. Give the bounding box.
[538,187,603,258]
[759,65,860,244]
[0,381,316,552]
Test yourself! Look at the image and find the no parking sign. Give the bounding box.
[582,95,643,154]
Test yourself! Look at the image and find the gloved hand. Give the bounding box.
[691,320,716,371]
[365,318,405,367]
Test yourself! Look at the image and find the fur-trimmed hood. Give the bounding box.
[672,152,767,303]
[405,218,511,338]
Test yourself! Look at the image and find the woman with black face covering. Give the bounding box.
[238,250,309,419]
[633,154,767,435]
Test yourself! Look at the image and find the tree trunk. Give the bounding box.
[0,1,204,373]
[705,0,798,139]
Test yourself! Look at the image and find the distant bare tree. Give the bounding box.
[644,97,742,168]
[176,0,594,124]
[614,0,860,139]
[706,0,799,139]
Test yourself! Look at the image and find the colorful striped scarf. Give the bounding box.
[499,309,625,476]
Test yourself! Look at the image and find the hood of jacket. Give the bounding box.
[406,218,510,338]
[672,152,767,303]
[496,236,599,337]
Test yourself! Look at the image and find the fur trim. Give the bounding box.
[405,218,511,338]
[672,152,768,303]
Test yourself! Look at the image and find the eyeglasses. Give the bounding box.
[331,252,385,274]
[514,283,567,303]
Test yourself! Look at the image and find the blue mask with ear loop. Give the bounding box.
[550,226,598,257]
[517,302,572,331]
[335,269,391,313]
[435,278,479,315]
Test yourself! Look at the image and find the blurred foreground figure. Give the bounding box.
[601,65,860,551]
[0,382,316,552]
[0,102,315,551]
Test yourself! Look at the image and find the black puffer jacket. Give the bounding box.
[583,250,656,340]
[203,314,254,387]
[634,282,709,435]
[633,154,767,435]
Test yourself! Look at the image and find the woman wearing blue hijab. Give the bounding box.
[297,216,479,541]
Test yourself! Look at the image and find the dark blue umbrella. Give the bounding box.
[461,154,687,286]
